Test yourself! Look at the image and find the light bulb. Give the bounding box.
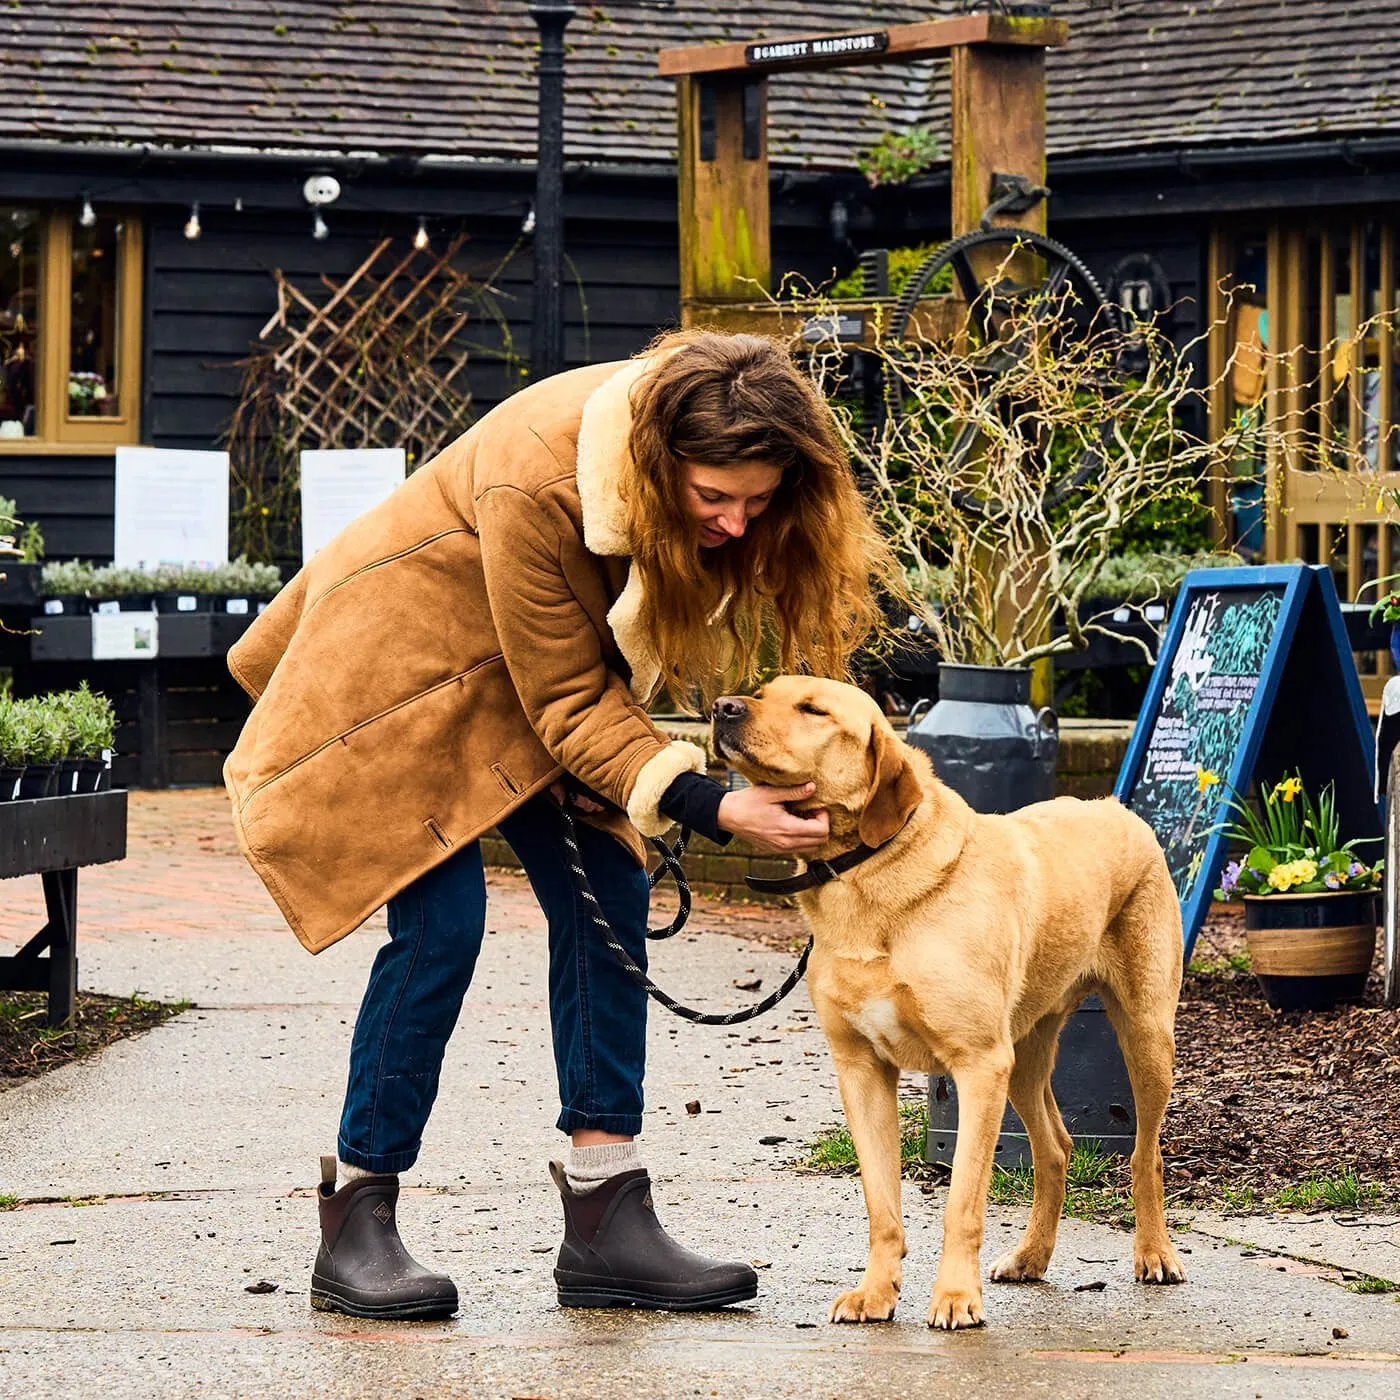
[312,211,329,241]
[79,197,96,228]
[413,217,429,251]
[234,196,243,213]
[521,204,536,236]
[184,203,201,240]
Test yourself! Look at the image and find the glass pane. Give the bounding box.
[1296,521,1320,563]
[1331,233,1353,465]
[1357,522,1379,675]
[68,214,121,418]
[0,206,40,438]
[1224,235,1268,554]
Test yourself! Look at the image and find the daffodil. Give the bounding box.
[1276,776,1303,803]
[1196,767,1221,794]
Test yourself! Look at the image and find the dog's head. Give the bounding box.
[712,676,923,848]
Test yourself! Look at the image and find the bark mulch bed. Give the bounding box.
[0,991,188,1091]
[1163,905,1400,1211]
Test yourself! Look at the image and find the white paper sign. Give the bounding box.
[91,610,159,660]
[114,447,229,568]
[300,448,406,563]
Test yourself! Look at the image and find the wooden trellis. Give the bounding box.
[223,234,517,560]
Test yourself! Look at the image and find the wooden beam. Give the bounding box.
[681,295,968,349]
[659,14,1067,77]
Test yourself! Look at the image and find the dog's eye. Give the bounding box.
[796,701,827,718]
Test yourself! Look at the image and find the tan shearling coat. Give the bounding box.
[223,357,708,954]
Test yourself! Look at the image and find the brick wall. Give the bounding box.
[482,718,1135,904]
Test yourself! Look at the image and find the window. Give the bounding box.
[0,207,142,450]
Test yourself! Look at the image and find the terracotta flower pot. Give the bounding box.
[1243,890,1378,1011]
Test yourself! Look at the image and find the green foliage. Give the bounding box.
[0,495,43,561]
[40,560,98,596]
[804,1102,928,1172]
[0,685,115,764]
[1346,1274,1399,1294]
[987,1142,1135,1222]
[0,1192,17,1210]
[61,557,282,600]
[1219,1182,1258,1213]
[830,246,956,301]
[1080,549,1243,603]
[856,124,941,188]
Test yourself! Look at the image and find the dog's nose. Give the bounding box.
[713,697,747,722]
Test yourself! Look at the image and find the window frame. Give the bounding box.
[0,207,142,454]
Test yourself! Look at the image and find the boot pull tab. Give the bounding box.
[548,1159,569,1194]
[320,1155,337,1194]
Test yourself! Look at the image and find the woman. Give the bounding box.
[223,329,896,1320]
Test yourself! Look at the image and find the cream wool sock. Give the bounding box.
[336,1159,376,1191]
[566,1141,643,1194]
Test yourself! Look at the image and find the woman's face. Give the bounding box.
[682,461,784,549]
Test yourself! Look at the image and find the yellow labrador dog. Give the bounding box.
[713,676,1186,1330]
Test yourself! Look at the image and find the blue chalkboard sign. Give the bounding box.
[1115,565,1379,957]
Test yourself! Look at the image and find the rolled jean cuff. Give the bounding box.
[337,1138,420,1175]
[555,1108,644,1136]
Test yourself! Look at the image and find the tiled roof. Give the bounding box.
[1,2,1397,169]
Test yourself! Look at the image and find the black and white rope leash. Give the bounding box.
[557,805,813,1026]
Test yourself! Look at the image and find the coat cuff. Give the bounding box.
[626,741,708,837]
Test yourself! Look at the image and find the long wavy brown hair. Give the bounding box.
[624,328,904,711]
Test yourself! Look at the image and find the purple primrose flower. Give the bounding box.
[1324,871,1343,890]
[1219,859,1241,895]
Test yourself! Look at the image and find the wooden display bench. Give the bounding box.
[0,790,128,1026]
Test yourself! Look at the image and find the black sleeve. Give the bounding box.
[658,771,733,846]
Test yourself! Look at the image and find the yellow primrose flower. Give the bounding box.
[1276,776,1303,803]
[1196,768,1221,793]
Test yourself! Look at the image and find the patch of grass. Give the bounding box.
[1186,951,1251,976]
[803,1102,928,1173]
[1346,1274,1399,1294]
[988,1142,1136,1224]
[1273,1172,1383,1211]
[1220,1183,1259,1213]
[0,1192,18,1210]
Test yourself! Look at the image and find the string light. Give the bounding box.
[312,210,329,241]
[413,217,429,251]
[521,204,536,236]
[183,202,201,240]
[79,195,96,228]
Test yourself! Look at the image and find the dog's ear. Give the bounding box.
[858,721,922,848]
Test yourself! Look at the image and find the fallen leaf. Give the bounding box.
[245,1280,279,1294]
[735,978,763,991]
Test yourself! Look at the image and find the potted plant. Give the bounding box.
[67,683,116,791]
[39,559,96,615]
[1213,771,1382,1010]
[14,697,66,798]
[0,700,24,800]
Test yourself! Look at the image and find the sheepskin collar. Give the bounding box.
[574,356,663,701]
[575,352,670,557]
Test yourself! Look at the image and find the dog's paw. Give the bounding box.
[1135,1243,1187,1285]
[927,1284,985,1330]
[828,1281,899,1324]
[990,1245,1050,1283]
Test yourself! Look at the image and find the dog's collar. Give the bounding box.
[744,841,889,896]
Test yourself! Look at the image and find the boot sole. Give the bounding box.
[555,1279,758,1312]
[310,1280,458,1321]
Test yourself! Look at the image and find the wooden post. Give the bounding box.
[949,41,1048,239]
[951,39,1053,706]
[677,73,771,319]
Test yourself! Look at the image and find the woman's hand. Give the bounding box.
[550,780,606,814]
[717,782,829,855]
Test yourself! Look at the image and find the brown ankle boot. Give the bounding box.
[550,1161,758,1311]
[310,1156,458,1320]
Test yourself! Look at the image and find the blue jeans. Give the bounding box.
[338,793,651,1174]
